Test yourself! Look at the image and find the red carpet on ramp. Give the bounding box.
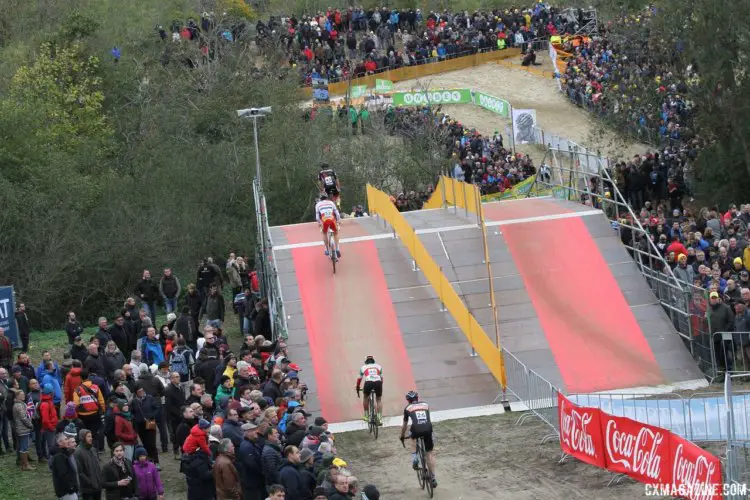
[498,209,664,392]
[283,224,416,422]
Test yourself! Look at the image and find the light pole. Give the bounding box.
[236,106,272,187]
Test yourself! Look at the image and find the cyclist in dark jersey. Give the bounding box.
[399,390,438,488]
[318,163,340,204]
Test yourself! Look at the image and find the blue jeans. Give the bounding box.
[41,430,55,459]
[164,297,177,314]
[142,302,156,324]
[17,434,29,457]
[242,317,251,335]
[205,319,222,329]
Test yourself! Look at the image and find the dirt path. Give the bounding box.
[336,413,651,499]
[391,55,647,159]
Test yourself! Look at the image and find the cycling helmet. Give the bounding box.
[319,192,328,201]
[320,163,329,170]
[364,355,375,364]
[405,391,419,403]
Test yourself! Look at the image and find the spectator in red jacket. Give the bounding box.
[666,234,688,260]
[39,384,59,460]
[114,401,139,461]
[183,419,212,456]
[64,361,83,402]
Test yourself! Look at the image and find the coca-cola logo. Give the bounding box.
[561,399,596,457]
[672,443,717,500]
[605,418,665,481]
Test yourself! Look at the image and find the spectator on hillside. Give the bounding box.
[109,315,132,359]
[14,352,35,382]
[261,426,283,486]
[50,433,79,499]
[13,390,34,470]
[75,429,104,499]
[238,422,265,500]
[182,445,215,500]
[114,400,139,460]
[160,268,182,314]
[74,369,106,453]
[222,407,244,450]
[16,303,31,353]
[38,383,58,460]
[201,283,226,329]
[131,384,161,466]
[95,317,113,353]
[0,328,13,370]
[214,438,241,500]
[279,445,304,499]
[135,270,160,324]
[254,299,272,338]
[104,340,127,383]
[142,327,166,367]
[66,311,85,345]
[85,342,106,375]
[0,368,11,454]
[133,446,165,500]
[71,336,88,364]
[175,306,197,350]
[102,443,137,500]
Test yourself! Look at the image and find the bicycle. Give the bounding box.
[400,435,433,497]
[327,227,338,274]
[367,391,378,439]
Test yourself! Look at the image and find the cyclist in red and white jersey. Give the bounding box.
[315,193,341,258]
[355,355,383,424]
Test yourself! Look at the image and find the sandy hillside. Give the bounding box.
[392,54,647,159]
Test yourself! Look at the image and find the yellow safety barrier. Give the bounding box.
[366,184,507,389]
[302,49,520,98]
[422,175,482,212]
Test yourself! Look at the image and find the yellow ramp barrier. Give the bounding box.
[367,184,507,389]
[421,175,480,214]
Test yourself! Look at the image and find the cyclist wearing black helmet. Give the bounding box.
[355,355,383,424]
[400,390,437,488]
[318,163,340,206]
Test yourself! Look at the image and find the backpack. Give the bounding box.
[171,349,189,376]
[143,340,165,366]
[76,383,101,414]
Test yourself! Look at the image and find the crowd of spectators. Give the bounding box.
[560,11,702,210]
[0,255,378,500]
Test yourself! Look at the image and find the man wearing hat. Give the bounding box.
[708,290,734,371]
[238,422,265,500]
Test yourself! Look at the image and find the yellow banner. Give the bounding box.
[422,175,481,213]
[366,184,507,389]
[480,176,536,202]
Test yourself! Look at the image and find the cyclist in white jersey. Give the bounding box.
[355,355,383,424]
[315,193,341,257]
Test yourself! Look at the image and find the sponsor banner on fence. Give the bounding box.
[558,393,607,468]
[0,286,19,348]
[350,85,368,98]
[375,79,393,93]
[471,90,510,118]
[602,413,672,486]
[512,108,537,144]
[311,75,330,101]
[670,435,723,500]
[481,176,535,201]
[391,89,472,106]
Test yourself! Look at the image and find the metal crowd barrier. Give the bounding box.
[501,348,560,442]
[713,332,750,377]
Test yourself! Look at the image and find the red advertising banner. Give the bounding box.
[670,434,723,500]
[602,413,672,486]
[558,393,606,468]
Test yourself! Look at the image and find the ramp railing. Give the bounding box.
[366,184,507,390]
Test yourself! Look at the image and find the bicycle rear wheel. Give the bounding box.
[370,393,378,439]
[328,231,336,274]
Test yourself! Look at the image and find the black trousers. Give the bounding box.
[136,423,159,464]
[80,413,103,452]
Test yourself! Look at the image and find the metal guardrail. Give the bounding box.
[253,179,288,341]
[501,348,560,441]
[713,332,750,378]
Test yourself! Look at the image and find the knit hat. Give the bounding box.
[362,485,380,500]
[64,423,78,438]
[313,486,326,497]
[64,402,77,419]
[734,257,743,266]
[134,446,148,460]
[42,384,53,395]
[198,418,211,430]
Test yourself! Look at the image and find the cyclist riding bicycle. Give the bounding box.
[318,163,341,206]
[355,355,383,424]
[400,390,438,489]
[315,193,341,258]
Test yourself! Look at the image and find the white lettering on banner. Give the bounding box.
[402,91,463,105]
[477,94,506,114]
[560,399,596,457]
[0,298,8,320]
[605,419,665,480]
[672,444,717,500]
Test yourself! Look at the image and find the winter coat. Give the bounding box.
[66,320,84,343]
[131,394,161,424]
[214,451,241,499]
[39,393,59,431]
[165,383,186,419]
[183,424,211,456]
[71,343,89,364]
[41,372,63,404]
[175,314,195,341]
[12,400,33,436]
[133,457,164,499]
[102,457,137,500]
[84,353,106,378]
[115,414,139,445]
[64,367,83,402]
[201,293,225,322]
[237,437,265,493]
[51,447,80,497]
[221,419,244,450]
[279,459,304,499]
[261,441,283,486]
[135,278,160,303]
[176,418,196,451]
[186,292,202,317]
[182,451,215,500]
[74,431,104,494]
[159,274,181,299]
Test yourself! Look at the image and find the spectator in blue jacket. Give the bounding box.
[36,350,61,383]
[40,361,63,405]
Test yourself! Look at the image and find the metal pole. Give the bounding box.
[461,181,468,218]
[478,187,501,350]
[253,116,262,188]
[440,172,447,210]
[450,177,457,216]
[510,104,516,156]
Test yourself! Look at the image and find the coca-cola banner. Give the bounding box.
[602,414,672,486]
[558,393,606,468]
[670,434,723,500]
